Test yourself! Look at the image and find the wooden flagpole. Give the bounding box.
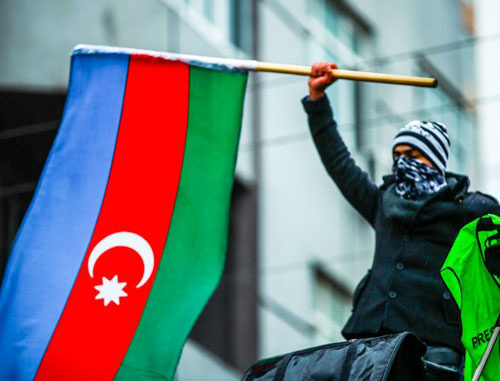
[255,62,438,88]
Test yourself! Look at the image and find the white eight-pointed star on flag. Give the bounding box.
[94,275,128,306]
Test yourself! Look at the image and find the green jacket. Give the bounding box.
[441,215,500,380]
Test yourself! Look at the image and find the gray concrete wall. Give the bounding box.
[0,0,168,89]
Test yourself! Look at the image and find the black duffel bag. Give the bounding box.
[242,332,427,381]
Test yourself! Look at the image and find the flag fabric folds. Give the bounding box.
[0,45,248,380]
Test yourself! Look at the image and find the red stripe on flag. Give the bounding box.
[36,56,190,380]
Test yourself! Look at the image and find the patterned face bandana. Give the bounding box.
[392,156,447,200]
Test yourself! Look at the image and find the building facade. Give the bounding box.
[476,0,500,196]
[0,0,482,379]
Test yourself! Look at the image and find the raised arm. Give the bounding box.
[303,62,379,226]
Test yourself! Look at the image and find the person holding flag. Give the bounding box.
[302,62,500,378]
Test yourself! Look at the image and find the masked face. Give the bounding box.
[392,144,436,169]
[392,156,446,200]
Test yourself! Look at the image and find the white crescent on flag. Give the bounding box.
[87,232,154,288]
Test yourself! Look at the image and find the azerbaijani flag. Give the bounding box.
[0,45,248,380]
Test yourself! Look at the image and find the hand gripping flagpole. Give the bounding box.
[73,45,438,88]
[472,313,500,381]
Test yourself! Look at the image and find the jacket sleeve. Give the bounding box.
[302,94,379,226]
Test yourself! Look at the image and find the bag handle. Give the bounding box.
[339,340,360,381]
[273,352,294,381]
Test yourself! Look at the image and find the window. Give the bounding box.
[229,0,253,54]
[183,0,214,22]
[312,264,352,342]
[415,55,475,174]
[0,91,66,282]
[310,0,372,57]
[190,179,258,372]
[182,0,253,55]
[309,0,373,155]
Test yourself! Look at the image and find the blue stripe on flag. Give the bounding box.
[0,53,129,380]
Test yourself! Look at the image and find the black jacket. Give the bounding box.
[302,95,500,352]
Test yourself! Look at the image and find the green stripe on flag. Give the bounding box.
[115,66,247,380]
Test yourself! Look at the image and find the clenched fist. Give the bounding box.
[308,62,338,100]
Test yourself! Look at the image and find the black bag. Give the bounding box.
[242,332,426,381]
